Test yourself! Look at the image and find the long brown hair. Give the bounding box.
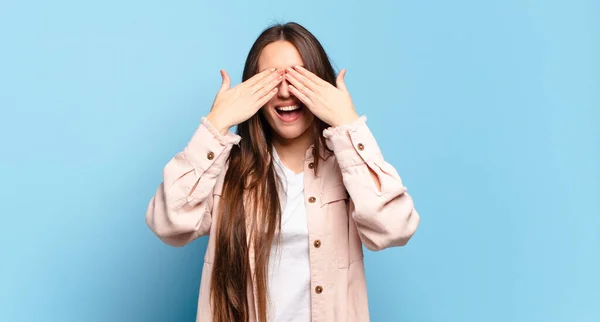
[210,22,337,322]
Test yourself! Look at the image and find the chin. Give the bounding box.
[272,123,312,140]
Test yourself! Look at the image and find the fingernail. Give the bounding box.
[271,68,277,72]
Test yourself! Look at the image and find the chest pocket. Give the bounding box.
[320,183,351,269]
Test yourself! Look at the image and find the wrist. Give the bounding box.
[206,112,230,135]
[332,112,360,127]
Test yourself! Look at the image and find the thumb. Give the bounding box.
[219,70,231,92]
[336,68,347,92]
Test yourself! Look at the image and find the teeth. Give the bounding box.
[276,105,299,112]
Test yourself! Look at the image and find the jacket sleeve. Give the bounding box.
[146,117,241,247]
[323,116,420,251]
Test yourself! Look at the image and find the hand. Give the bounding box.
[285,66,359,127]
[207,68,284,134]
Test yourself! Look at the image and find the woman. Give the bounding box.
[146,22,420,322]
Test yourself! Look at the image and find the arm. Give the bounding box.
[146,117,241,247]
[323,116,420,251]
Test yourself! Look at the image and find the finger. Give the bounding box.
[288,84,313,109]
[293,65,327,87]
[250,69,283,94]
[219,70,231,92]
[253,72,283,98]
[285,71,315,100]
[287,67,319,92]
[336,69,347,92]
[254,87,279,110]
[244,68,277,88]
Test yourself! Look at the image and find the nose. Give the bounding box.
[277,75,291,99]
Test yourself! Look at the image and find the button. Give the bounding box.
[207,152,215,160]
[308,196,316,203]
[308,162,314,169]
[357,143,364,151]
[313,240,321,248]
[315,286,323,294]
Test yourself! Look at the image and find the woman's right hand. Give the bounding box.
[206,68,284,134]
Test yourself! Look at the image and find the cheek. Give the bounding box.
[262,97,277,113]
[260,100,273,117]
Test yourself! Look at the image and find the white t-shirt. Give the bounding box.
[267,148,311,322]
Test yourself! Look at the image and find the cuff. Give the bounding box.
[184,117,241,171]
[200,117,242,146]
[323,115,382,169]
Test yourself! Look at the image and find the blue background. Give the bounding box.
[1,0,598,321]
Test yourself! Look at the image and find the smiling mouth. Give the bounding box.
[275,104,304,122]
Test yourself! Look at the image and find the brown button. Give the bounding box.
[308,162,314,169]
[315,286,323,294]
[357,143,364,151]
[207,152,215,160]
[313,240,321,248]
[308,196,316,203]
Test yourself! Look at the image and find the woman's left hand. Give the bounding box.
[285,66,360,127]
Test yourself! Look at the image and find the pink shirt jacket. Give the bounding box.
[146,115,420,322]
